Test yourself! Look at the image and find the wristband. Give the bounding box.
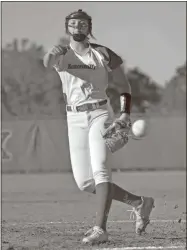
[120,93,131,115]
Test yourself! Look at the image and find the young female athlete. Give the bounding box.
[43,9,155,245]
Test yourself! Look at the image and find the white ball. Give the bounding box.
[132,119,147,138]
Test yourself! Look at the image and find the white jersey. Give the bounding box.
[54,43,123,107]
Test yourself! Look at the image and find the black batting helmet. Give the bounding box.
[65,9,95,39]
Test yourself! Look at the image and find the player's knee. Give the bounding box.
[93,170,111,186]
[77,179,95,193]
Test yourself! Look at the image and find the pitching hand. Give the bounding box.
[50,45,68,56]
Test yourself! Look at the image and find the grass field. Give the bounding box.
[2,171,186,250]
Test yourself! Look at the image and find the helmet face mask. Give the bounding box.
[67,18,89,42]
[71,33,87,42]
[65,9,95,42]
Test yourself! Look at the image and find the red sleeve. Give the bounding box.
[106,47,123,70]
[91,43,123,70]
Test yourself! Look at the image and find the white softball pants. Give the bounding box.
[67,108,112,193]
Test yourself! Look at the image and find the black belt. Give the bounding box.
[66,100,107,112]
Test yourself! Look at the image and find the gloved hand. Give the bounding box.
[102,113,132,153]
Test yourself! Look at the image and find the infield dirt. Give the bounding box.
[2,172,186,250]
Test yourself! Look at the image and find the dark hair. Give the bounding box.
[65,9,95,39]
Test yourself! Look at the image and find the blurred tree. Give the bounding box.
[58,36,70,46]
[127,67,162,108]
[2,39,66,120]
[161,62,186,115]
[106,66,162,114]
[13,38,18,51]
[5,43,12,50]
[21,38,29,51]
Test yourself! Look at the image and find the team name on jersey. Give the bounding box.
[68,64,96,70]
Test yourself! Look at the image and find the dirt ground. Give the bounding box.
[2,171,186,250]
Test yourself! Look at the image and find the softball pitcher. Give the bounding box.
[43,9,155,244]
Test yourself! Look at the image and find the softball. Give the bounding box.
[131,119,147,138]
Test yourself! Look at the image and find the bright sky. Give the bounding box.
[2,1,186,86]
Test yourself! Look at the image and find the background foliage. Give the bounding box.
[2,38,186,120]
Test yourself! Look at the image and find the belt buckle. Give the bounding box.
[77,105,84,112]
[91,103,95,110]
[91,103,98,110]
